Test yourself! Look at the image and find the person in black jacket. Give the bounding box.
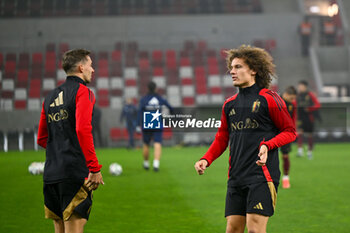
[37,49,104,233]
[194,45,296,233]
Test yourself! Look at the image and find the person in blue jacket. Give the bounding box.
[138,81,173,171]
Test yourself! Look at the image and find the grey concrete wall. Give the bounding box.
[317,47,349,71]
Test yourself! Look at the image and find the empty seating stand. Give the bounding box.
[0,40,273,111]
[0,0,263,18]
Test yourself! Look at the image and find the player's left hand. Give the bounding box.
[256,145,268,166]
[86,171,104,191]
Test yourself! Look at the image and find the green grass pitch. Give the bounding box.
[0,143,350,233]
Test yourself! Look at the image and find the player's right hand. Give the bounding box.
[194,159,208,175]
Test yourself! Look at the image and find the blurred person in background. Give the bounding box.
[120,98,138,149]
[299,17,312,56]
[37,49,104,233]
[296,80,321,159]
[280,86,297,189]
[194,45,296,233]
[138,81,173,172]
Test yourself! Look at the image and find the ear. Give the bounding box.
[251,70,257,76]
[78,64,84,73]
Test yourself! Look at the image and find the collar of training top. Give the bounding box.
[66,76,87,86]
[239,83,260,95]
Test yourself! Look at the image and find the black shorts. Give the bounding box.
[280,143,292,154]
[44,179,92,221]
[225,182,278,217]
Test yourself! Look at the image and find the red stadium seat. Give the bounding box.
[196,84,208,95]
[98,51,108,60]
[1,91,14,99]
[139,58,150,71]
[14,100,27,109]
[17,70,29,88]
[110,127,132,141]
[28,79,42,98]
[139,51,149,59]
[97,98,110,107]
[32,52,43,64]
[210,87,222,94]
[181,78,193,85]
[183,97,195,106]
[166,71,179,85]
[4,61,16,79]
[163,127,173,139]
[110,128,123,141]
[59,43,69,56]
[6,53,16,61]
[44,52,56,78]
[152,50,163,66]
[197,40,207,50]
[111,50,122,62]
[97,89,110,107]
[125,79,137,86]
[18,53,30,70]
[0,53,3,68]
[179,57,191,66]
[208,65,219,75]
[110,64,122,77]
[97,59,109,77]
[153,67,164,76]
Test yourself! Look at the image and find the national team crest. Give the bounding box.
[252,99,261,113]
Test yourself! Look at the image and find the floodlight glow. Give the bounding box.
[327,3,339,17]
[309,6,320,13]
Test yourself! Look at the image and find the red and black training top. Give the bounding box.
[37,76,102,184]
[201,84,296,187]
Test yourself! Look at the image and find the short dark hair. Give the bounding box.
[284,86,297,95]
[62,49,90,74]
[148,81,156,93]
[298,80,308,86]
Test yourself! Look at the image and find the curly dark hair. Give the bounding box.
[226,45,276,89]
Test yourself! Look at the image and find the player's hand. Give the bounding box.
[86,171,104,191]
[194,159,208,175]
[256,145,268,166]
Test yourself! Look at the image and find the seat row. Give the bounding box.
[0,0,262,18]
